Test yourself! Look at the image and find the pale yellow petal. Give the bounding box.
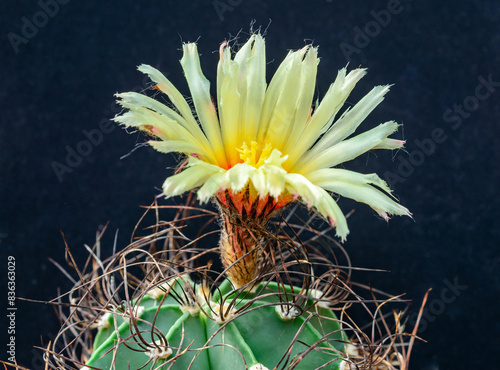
[263,166,287,198]
[240,34,266,143]
[320,68,368,134]
[264,149,288,167]
[315,179,411,219]
[250,170,267,197]
[307,169,394,196]
[316,190,350,241]
[262,49,304,149]
[284,173,349,240]
[114,109,207,158]
[285,67,367,168]
[285,173,321,207]
[180,43,227,167]
[227,163,256,192]
[295,121,400,174]
[308,85,391,155]
[256,49,299,144]
[373,138,405,150]
[117,75,217,163]
[282,46,319,154]
[197,172,229,203]
[115,92,184,121]
[217,46,241,165]
[137,65,203,136]
[148,140,204,156]
[163,158,221,197]
[246,149,289,198]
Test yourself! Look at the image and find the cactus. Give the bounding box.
[85,277,348,369]
[39,31,419,370]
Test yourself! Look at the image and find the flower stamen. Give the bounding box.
[237,141,274,168]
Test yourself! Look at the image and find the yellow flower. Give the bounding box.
[114,34,410,242]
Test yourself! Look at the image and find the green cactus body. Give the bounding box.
[85,277,348,369]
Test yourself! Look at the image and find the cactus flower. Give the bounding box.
[114,34,410,287]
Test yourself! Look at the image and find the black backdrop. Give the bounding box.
[1,0,499,368]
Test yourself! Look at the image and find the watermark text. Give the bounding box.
[6,256,16,362]
[7,0,71,54]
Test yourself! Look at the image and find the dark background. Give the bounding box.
[1,0,499,368]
